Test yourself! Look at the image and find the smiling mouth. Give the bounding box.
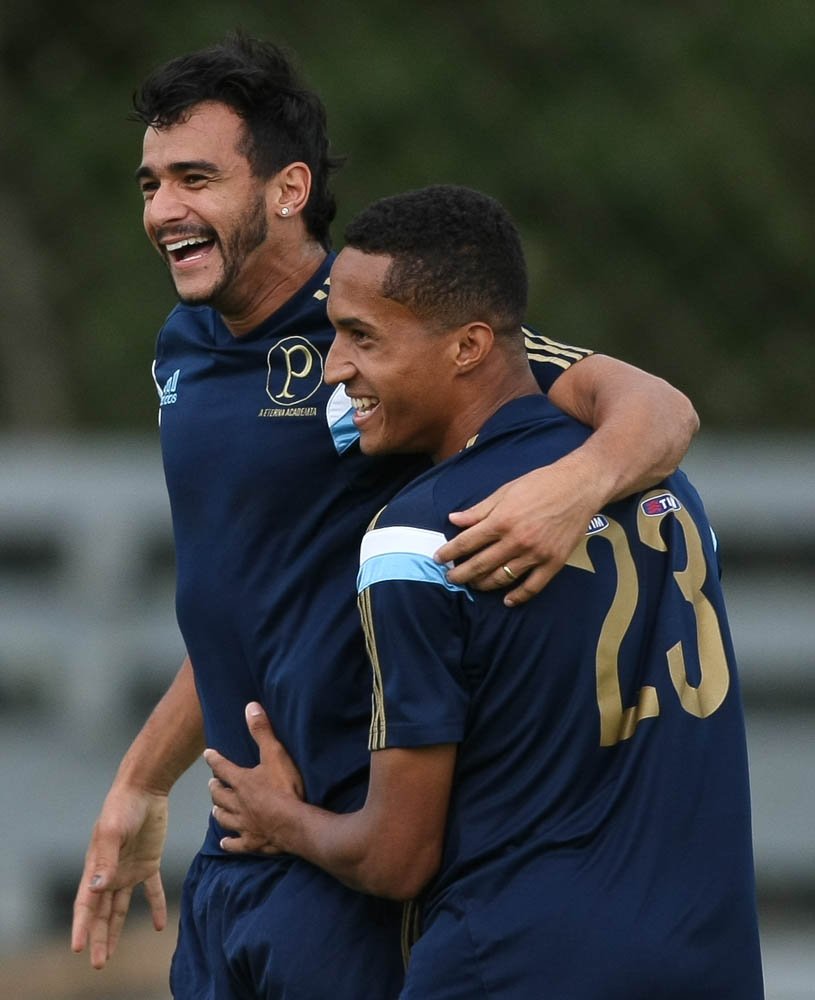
[164,235,216,265]
[351,395,380,417]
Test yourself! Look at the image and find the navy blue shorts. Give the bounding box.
[400,858,764,1000]
[170,852,405,999]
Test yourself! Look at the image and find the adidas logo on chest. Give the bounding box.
[160,369,180,407]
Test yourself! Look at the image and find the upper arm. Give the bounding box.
[353,513,470,896]
[547,353,699,436]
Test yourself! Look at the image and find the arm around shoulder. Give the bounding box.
[435,354,698,605]
[548,353,699,502]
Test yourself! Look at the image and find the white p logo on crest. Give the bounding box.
[266,336,324,405]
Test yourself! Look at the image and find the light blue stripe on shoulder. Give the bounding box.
[357,551,473,599]
[359,526,471,597]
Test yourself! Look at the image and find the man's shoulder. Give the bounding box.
[360,477,466,600]
[406,398,590,517]
[377,466,448,535]
[158,301,219,342]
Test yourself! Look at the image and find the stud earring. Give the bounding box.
[281,207,290,216]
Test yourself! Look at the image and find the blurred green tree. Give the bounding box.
[1,0,811,430]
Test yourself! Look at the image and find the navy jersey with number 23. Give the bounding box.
[359,394,764,1000]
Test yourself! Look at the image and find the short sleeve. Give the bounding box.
[357,524,472,751]
[523,326,593,393]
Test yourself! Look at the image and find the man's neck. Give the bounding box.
[432,364,541,463]
[222,241,328,337]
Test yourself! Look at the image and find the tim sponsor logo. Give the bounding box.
[640,493,681,517]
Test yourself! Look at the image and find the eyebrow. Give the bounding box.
[134,159,220,181]
[331,315,375,331]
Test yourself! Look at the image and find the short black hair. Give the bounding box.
[343,184,528,337]
[131,32,343,249]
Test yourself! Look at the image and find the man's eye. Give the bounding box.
[184,174,208,186]
[140,182,158,198]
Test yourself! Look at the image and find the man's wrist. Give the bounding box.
[553,442,620,514]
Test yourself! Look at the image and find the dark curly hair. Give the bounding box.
[343,185,528,339]
[131,32,343,250]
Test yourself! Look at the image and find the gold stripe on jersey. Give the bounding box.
[360,506,388,750]
[360,519,421,969]
[523,326,593,369]
[312,274,331,300]
[359,584,386,749]
[401,899,423,969]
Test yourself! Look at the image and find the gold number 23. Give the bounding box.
[566,490,730,747]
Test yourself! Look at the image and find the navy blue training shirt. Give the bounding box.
[152,253,587,855]
[358,394,763,999]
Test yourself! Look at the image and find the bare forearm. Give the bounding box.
[115,656,204,796]
[432,356,698,605]
[271,799,409,898]
[208,736,451,900]
[71,659,199,968]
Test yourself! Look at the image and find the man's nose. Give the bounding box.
[325,337,355,386]
[145,183,189,229]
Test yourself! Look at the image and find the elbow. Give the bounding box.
[387,851,441,902]
[665,386,700,476]
[357,840,443,902]
[681,390,701,443]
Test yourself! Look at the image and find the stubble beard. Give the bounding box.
[171,192,269,311]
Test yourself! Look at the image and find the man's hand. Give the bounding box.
[71,788,169,970]
[204,703,305,855]
[435,461,599,607]
[441,351,699,606]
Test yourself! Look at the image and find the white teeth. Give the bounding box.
[351,396,379,412]
[166,237,210,252]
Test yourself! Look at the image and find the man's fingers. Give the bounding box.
[210,791,241,825]
[219,833,268,855]
[219,833,244,854]
[445,485,509,531]
[212,803,240,833]
[246,704,301,792]
[208,777,238,812]
[105,886,133,961]
[208,778,233,806]
[82,845,121,894]
[71,852,119,955]
[71,894,96,954]
[202,748,238,787]
[443,538,528,586]
[443,547,562,605]
[143,871,167,932]
[501,565,559,607]
[87,890,114,970]
[245,701,277,744]
[435,524,499,568]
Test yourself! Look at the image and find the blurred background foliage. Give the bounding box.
[1,0,811,432]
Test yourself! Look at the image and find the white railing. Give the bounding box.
[1,434,813,996]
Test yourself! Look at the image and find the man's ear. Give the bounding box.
[454,322,494,373]
[271,161,312,218]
